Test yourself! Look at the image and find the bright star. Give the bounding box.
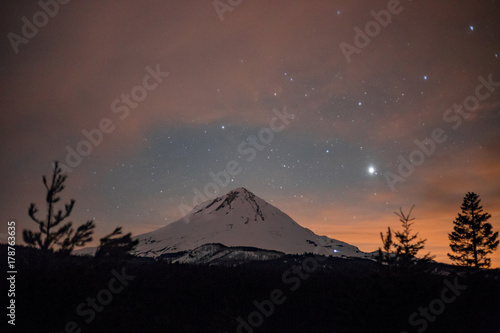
[368,166,376,174]
[424,75,428,80]
[221,125,225,129]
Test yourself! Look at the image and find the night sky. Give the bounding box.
[1,0,499,266]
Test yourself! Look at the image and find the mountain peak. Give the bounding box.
[227,187,254,197]
[130,188,369,259]
[190,187,265,222]
[224,187,255,204]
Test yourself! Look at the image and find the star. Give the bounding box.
[469,25,474,32]
[368,166,376,175]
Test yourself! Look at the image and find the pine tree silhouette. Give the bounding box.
[377,206,433,272]
[448,192,499,270]
[23,161,95,254]
[393,206,433,266]
[377,227,396,267]
[95,227,139,259]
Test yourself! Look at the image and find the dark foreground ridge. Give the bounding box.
[2,244,500,333]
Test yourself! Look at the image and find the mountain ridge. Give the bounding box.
[76,187,373,262]
[131,187,371,259]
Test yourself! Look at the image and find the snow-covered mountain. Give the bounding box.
[130,187,371,260]
[158,243,285,265]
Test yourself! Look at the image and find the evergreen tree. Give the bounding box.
[95,227,139,259]
[393,206,433,266]
[23,161,95,254]
[448,192,499,270]
[377,206,433,271]
[377,227,396,267]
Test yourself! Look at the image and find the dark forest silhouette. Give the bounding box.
[11,163,500,333]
